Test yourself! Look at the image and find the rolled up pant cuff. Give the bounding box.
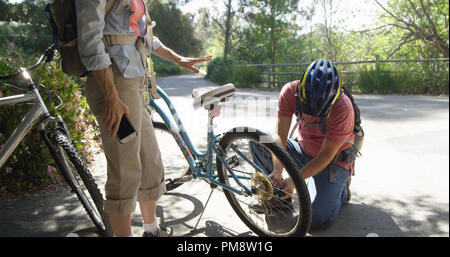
[104,197,137,216]
[137,182,166,202]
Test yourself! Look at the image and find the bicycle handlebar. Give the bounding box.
[0,44,57,80]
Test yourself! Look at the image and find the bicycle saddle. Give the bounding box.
[192,83,236,110]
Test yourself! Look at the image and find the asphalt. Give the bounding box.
[0,74,448,237]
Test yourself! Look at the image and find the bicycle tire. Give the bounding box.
[49,132,112,236]
[216,127,312,237]
[152,121,192,191]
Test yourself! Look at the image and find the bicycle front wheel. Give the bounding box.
[216,127,312,237]
[49,132,112,236]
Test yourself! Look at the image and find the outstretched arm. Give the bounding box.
[153,44,212,73]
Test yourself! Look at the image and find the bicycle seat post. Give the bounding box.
[207,104,221,133]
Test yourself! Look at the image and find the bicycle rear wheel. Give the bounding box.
[48,132,112,236]
[152,121,192,191]
[216,127,312,237]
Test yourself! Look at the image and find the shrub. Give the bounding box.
[358,68,426,94]
[206,57,237,85]
[357,61,449,95]
[153,55,184,76]
[358,69,396,94]
[0,50,99,193]
[231,65,262,88]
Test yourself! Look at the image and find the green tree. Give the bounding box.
[374,0,449,58]
[240,0,300,87]
[0,0,53,56]
[148,0,203,56]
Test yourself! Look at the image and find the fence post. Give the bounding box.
[267,62,271,88]
[375,54,380,72]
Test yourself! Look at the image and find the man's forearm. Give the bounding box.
[272,133,287,176]
[301,152,335,179]
[273,133,287,149]
[154,45,181,66]
[91,67,119,103]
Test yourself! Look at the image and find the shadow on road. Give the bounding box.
[0,186,102,237]
[310,192,449,237]
[186,221,254,237]
[309,203,405,237]
[0,181,448,237]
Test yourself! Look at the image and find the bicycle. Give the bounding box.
[150,83,312,236]
[0,45,112,236]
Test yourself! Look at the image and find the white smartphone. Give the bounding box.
[116,114,137,144]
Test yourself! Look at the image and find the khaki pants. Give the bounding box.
[85,65,166,216]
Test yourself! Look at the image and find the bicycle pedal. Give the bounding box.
[167,175,194,186]
[176,174,194,183]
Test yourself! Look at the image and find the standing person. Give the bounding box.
[75,0,212,237]
[251,59,355,229]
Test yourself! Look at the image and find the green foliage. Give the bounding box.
[206,57,262,88]
[231,65,262,88]
[357,61,449,95]
[374,0,449,58]
[0,49,99,192]
[232,28,267,64]
[149,0,203,56]
[240,0,298,64]
[152,55,184,76]
[0,0,53,56]
[205,57,237,84]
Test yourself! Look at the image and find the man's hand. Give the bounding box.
[104,97,129,138]
[269,170,295,200]
[178,56,213,73]
[91,67,130,138]
[278,177,295,200]
[269,170,283,185]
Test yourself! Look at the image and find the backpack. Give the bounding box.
[44,0,118,77]
[294,84,365,179]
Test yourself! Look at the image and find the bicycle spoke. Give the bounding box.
[218,136,306,236]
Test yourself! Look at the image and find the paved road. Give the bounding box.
[0,74,448,237]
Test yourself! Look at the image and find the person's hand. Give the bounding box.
[103,97,129,138]
[278,177,295,200]
[178,56,213,73]
[269,170,283,186]
[91,67,129,138]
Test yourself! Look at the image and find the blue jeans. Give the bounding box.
[249,139,350,229]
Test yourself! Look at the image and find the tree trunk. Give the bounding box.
[224,0,233,59]
[269,2,276,88]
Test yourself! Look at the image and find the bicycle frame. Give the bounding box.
[0,74,56,169]
[149,86,255,196]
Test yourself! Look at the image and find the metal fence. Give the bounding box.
[235,56,449,88]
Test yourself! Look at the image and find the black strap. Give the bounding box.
[44,4,58,45]
[329,155,338,184]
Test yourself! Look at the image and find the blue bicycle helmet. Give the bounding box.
[298,59,342,117]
